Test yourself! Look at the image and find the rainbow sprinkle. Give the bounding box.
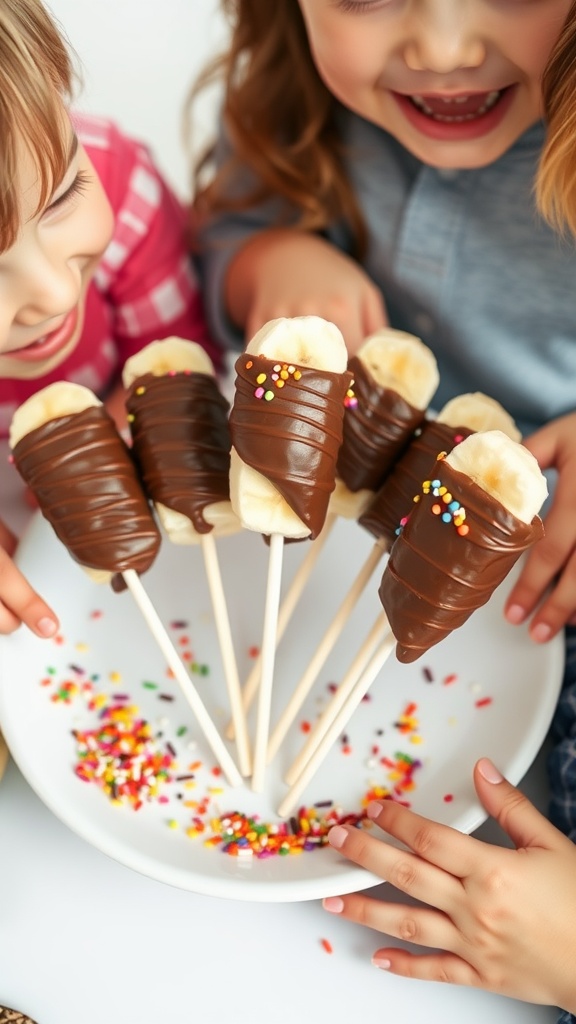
[73,704,176,809]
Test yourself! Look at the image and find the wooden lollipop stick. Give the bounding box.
[123,569,243,788]
[266,537,387,764]
[225,512,337,741]
[200,532,251,777]
[251,532,285,793]
[277,631,396,819]
[284,611,390,786]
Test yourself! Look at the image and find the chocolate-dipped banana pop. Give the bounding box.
[331,328,439,520]
[228,315,352,791]
[379,430,547,664]
[10,382,160,585]
[123,338,249,775]
[229,315,353,540]
[123,337,239,542]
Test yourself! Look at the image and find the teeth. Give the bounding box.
[410,89,501,122]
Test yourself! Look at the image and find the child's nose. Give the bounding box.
[16,251,81,323]
[403,8,485,74]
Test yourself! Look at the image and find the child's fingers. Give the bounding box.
[473,759,568,852]
[326,808,470,910]
[0,547,59,637]
[505,501,576,633]
[323,891,459,954]
[526,552,576,641]
[371,947,480,988]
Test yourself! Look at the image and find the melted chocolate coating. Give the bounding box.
[359,420,473,549]
[126,371,231,535]
[12,406,161,577]
[230,354,353,539]
[379,459,544,663]
[336,356,425,493]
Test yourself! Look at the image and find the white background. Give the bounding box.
[46,0,228,197]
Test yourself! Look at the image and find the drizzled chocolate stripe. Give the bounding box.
[359,420,474,549]
[379,459,544,664]
[230,354,353,539]
[126,372,231,535]
[336,356,425,493]
[12,406,161,576]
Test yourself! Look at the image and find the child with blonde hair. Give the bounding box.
[192,3,576,1018]
[0,0,220,638]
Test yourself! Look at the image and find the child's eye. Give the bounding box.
[334,0,390,11]
[46,170,91,213]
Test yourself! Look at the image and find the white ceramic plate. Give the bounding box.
[0,511,564,901]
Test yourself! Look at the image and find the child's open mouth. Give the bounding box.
[392,85,515,142]
[409,89,504,122]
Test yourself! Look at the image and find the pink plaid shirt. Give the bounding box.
[0,113,220,436]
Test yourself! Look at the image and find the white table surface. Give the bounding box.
[0,447,561,1024]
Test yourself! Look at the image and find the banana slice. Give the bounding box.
[229,316,352,538]
[123,338,240,543]
[379,430,547,663]
[438,392,521,441]
[10,381,101,443]
[10,382,161,584]
[122,335,216,386]
[356,328,440,410]
[445,429,547,524]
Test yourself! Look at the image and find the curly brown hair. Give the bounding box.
[0,0,75,253]
[191,0,367,255]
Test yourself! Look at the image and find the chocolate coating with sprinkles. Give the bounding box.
[379,458,544,663]
[230,354,353,539]
[359,419,473,547]
[336,356,425,493]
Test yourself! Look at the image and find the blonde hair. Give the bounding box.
[537,1,576,236]
[0,0,75,253]
[191,0,367,257]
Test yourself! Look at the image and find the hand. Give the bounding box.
[226,229,387,354]
[323,758,576,1013]
[505,412,576,641]
[0,517,59,637]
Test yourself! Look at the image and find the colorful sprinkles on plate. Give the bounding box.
[37,608,494,859]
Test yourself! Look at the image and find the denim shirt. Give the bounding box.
[198,111,576,438]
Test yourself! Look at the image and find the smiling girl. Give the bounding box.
[0,0,220,637]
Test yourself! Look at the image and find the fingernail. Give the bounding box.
[327,825,348,850]
[366,800,382,820]
[477,758,504,784]
[531,622,552,643]
[505,604,525,625]
[323,896,344,914]
[372,955,392,971]
[37,617,58,638]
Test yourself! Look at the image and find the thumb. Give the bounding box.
[473,757,554,850]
